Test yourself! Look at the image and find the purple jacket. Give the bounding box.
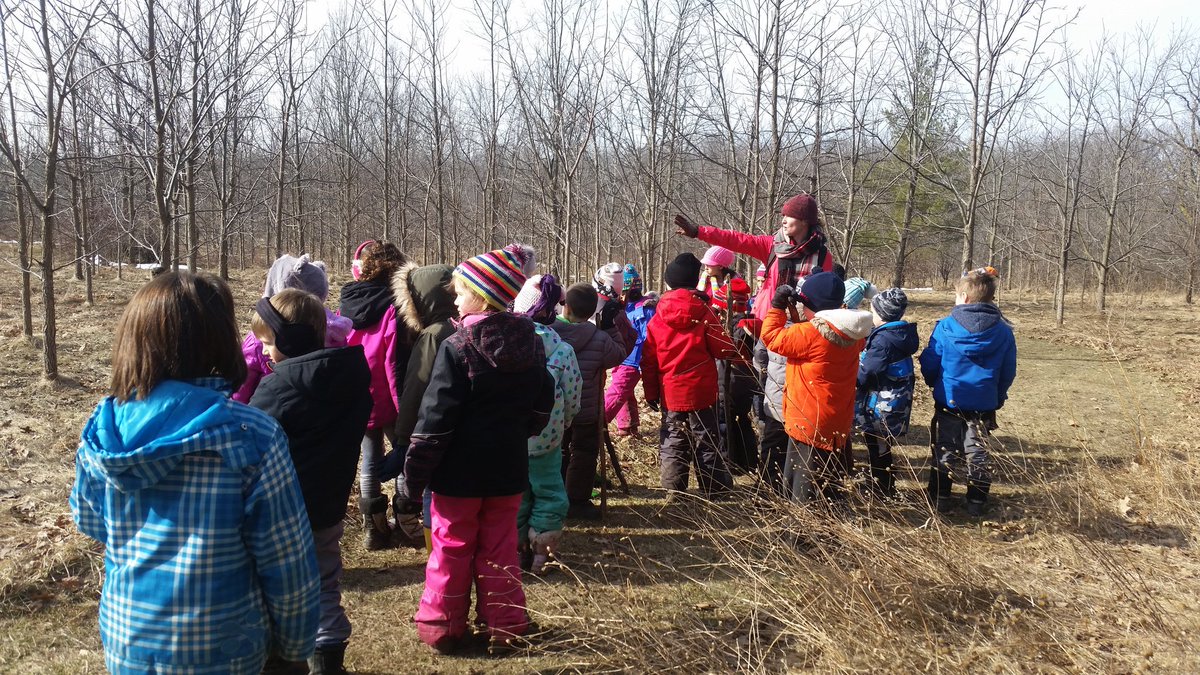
[232,309,353,404]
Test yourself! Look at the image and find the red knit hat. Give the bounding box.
[712,278,751,313]
[781,193,819,226]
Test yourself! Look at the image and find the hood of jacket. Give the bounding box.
[392,262,457,334]
[655,288,714,331]
[551,318,601,354]
[535,320,566,356]
[866,320,920,360]
[78,379,237,493]
[461,312,541,372]
[811,308,873,347]
[339,280,394,329]
[943,303,1011,358]
[265,345,370,405]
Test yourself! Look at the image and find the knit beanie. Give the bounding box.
[513,273,564,320]
[871,288,909,322]
[700,246,735,268]
[265,254,330,301]
[755,264,767,280]
[593,262,623,298]
[842,277,877,310]
[781,193,820,227]
[455,243,534,310]
[664,253,702,290]
[622,264,642,294]
[797,271,845,312]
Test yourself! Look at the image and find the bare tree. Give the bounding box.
[927,0,1071,271]
[0,0,101,379]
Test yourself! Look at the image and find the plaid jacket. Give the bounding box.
[70,378,319,674]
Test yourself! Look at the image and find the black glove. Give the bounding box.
[674,214,699,238]
[599,299,621,329]
[646,399,660,412]
[771,284,796,310]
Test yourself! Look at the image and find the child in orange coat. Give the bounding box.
[761,271,873,504]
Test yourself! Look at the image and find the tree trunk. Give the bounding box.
[892,168,919,288]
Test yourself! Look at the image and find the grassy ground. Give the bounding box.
[1,264,1198,673]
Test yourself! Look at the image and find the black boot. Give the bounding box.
[567,499,602,521]
[927,469,952,512]
[965,483,989,517]
[308,643,348,675]
[262,653,310,674]
[359,495,392,550]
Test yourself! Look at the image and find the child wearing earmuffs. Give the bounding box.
[249,289,373,674]
[339,241,415,550]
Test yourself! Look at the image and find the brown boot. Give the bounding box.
[359,495,392,550]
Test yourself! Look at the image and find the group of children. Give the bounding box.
[68,193,1017,674]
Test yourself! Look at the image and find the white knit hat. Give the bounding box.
[513,274,545,315]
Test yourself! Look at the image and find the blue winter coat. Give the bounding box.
[855,321,920,437]
[919,303,1017,412]
[621,298,656,369]
[70,378,320,674]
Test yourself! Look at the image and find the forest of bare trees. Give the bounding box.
[1,0,1198,379]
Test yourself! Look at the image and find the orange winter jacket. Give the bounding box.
[762,307,873,451]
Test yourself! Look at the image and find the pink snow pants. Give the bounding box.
[415,493,527,645]
[604,365,641,433]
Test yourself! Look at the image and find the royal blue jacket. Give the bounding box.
[621,298,656,369]
[71,378,319,674]
[919,303,1017,412]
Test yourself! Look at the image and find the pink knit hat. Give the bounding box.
[700,246,735,268]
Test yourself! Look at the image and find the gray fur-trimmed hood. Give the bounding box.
[392,262,457,333]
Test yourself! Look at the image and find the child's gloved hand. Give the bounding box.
[771,285,796,310]
[376,450,405,483]
[674,214,699,238]
[598,299,621,329]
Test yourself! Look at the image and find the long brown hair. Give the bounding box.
[111,271,247,401]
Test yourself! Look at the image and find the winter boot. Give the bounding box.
[359,495,392,550]
[392,493,423,545]
[262,653,310,674]
[965,483,989,517]
[308,643,348,675]
[927,469,953,513]
[567,499,602,521]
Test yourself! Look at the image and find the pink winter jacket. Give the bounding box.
[345,304,401,430]
[696,226,835,321]
[232,308,353,404]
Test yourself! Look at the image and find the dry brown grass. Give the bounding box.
[1,261,1198,673]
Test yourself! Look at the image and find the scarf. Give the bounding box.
[772,227,828,287]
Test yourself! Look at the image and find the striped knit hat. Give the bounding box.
[454,243,535,310]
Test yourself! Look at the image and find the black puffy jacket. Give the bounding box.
[249,346,372,529]
[403,312,554,499]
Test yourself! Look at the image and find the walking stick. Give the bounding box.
[603,428,631,495]
[597,381,610,518]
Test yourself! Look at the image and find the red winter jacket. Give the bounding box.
[641,289,739,412]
